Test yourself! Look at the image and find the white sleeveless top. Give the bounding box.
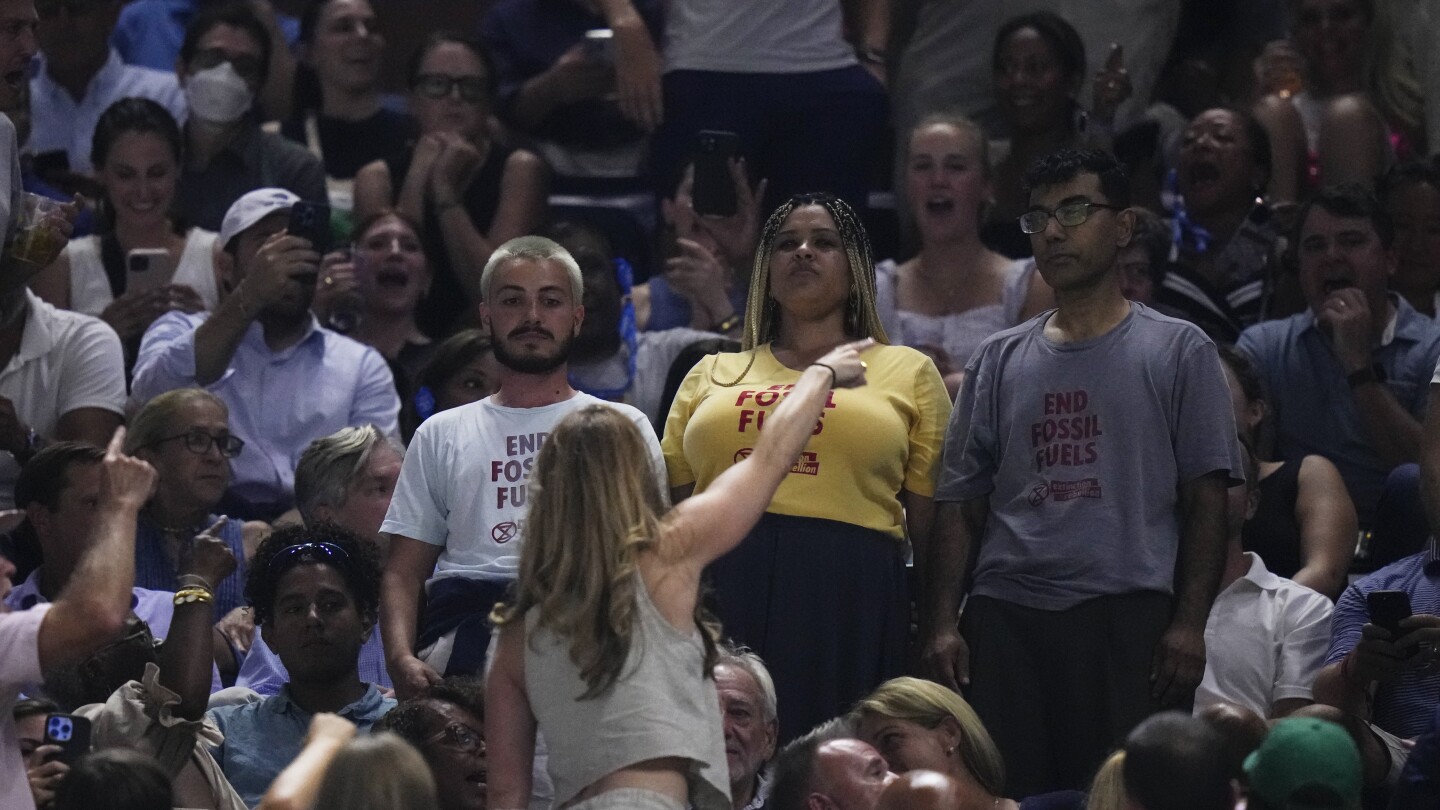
[63,229,221,317]
[874,257,1036,369]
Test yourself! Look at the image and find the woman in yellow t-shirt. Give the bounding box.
[662,192,952,741]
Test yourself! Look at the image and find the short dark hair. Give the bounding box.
[1023,148,1132,209]
[12,696,58,722]
[1123,712,1232,810]
[377,676,486,749]
[15,443,105,512]
[1293,183,1394,249]
[1379,156,1440,205]
[993,11,1086,81]
[53,748,173,810]
[768,720,856,810]
[180,3,273,87]
[245,523,382,626]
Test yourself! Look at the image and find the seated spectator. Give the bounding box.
[111,0,299,121]
[401,328,497,442]
[353,31,546,338]
[1121,712,1233,810]
[1083,751,1128,810]
[40,531,243,809]
[714,648,778,810]
[207,523,395,807]
[52,748,174,810]
[1156,107,1282,341]
[125,388,260,616]
[0,428,156,810]
[1196,702,1268,784]
[311,210,434,385]
[1194,441,1333,718]
[1244,717,1363,810]
[0,265,124,511]
[1379,158,1440,318]
[875,114,1052,392]
[260,717,438,810]
[32,99,216,361]
[636,161,760,335]
[234,425,399,694]
[175,4,325,231]
[1220,346,1356,600]
[375,677,487,810]
[1311,535,1440,786]
[1116,208,1169,306]
[131,187,399,521]
[850,676,1086,809]
[1237,184,1440,529]
[5,445,175,635]
[768,721,897,810]
[4,80,95,238]
[557,219,719,426]
[14,696,63,809]
[282,0,411,195]
[28,0,186,176]
[479,0,662,191]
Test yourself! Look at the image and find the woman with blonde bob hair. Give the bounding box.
[851,677,1008,805]
[663,193,952,740]
[489,335,872,810]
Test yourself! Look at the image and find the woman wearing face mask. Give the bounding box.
[283,0,413,192]
[32,99,214,351]
[175,4,327,232]
[354,31,547,338]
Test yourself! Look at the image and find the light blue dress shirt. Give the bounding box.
[28,50,187,174]
[207,684,394,808]
[131,310,400,509]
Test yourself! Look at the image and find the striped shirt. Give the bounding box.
[134,513,249,619]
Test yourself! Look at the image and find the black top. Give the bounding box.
[282,107,415,180]
[1242,459,1304,579]
[179,122,328,232]
[384,143,510,338]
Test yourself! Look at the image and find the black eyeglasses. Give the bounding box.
[190,47,265,84]
[149,429,245,459]
[1018,201,1121,234]
[425,723,485,756]
[266,541,352,575]
[412,73,488,103]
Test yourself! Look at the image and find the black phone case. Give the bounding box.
[692,130,740,217]
[287,201,333,255]
[42,713,92,764]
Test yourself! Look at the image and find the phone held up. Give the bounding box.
[692,130,740,218]
[1367,589,1413,639]
[42,713,92,764]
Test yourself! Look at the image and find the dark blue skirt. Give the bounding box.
[705,512,909,742]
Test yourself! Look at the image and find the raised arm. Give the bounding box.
[258,713,356,810]
[664,339,872,568]
[38,429,157,674]
[380,534,445,700]
[194,233,320,384]
[162,523,238,720]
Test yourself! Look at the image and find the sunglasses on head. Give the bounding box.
[267,541,353,576]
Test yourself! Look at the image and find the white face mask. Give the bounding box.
[185,62,254,125]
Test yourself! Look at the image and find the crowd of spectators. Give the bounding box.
[2,0,1440,809]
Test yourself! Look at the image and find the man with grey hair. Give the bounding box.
[227,425,403,695]
[380,235,662,697]
[769,719,897,810]
[716,647,780,810]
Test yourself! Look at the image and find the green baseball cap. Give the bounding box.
[1243,718,1361,809]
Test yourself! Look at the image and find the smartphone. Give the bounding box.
[583,28,614,65]
[1367,589,1413,638]
[126,248,174,296]
[287,200,333,256]
[41,713,91,764]
[692,130,740,217]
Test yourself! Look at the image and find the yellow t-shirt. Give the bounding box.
[661,343,951,538]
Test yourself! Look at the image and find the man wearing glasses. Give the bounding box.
[920,149,1241,796]
[174,2,324,231]
[207,522,395,808]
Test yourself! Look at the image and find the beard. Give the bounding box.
[492,326,575,374]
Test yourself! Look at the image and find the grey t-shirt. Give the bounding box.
[936,303,1241,610]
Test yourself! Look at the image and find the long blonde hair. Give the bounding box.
[490,405,718,697]
[1084,751,1128,810]
[313,733,438,810]
[849,677,1005,795]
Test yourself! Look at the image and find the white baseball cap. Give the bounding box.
[219,188,300,249]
